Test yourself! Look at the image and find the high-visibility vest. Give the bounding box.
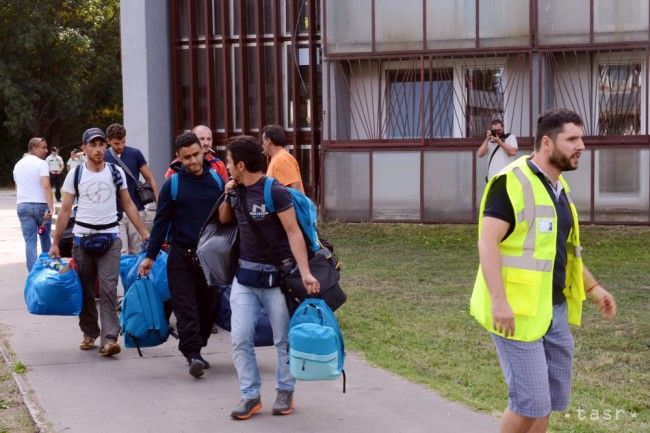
[470,156,586,342]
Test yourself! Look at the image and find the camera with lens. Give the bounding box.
[490,129,498,137]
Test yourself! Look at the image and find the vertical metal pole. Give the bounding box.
[221,0,233,136]
[205,0,215,129]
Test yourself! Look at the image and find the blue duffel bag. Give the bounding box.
[24,253,83,316]
[124,250,171,301]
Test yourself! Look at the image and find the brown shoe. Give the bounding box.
[99,341,121,357]
[79,336,96,350]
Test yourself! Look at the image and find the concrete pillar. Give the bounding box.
[120,0,172,186]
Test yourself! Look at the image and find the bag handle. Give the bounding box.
[109,147,142,185]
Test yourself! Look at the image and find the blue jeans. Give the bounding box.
[230,277,294,399]
[17,202,51,271]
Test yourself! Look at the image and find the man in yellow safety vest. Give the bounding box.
[470,108,616,433]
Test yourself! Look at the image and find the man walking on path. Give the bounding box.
[46,146,65,202]
[165,124,228,181]
[262,124,305,193]
[477,119,518,181]
[218,135,319,420]
[49,127,149,357]
[104,123,159,254]
[470,108,616,433]
[139,132,224,378]
[13,137,54,271]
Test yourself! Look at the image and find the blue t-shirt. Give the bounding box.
[104,147,147,210]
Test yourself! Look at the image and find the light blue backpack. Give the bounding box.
[288,298,346,392]
[120,277,169,356]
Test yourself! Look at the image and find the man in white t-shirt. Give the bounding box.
[46,146,65,202]
[66,148,85,172]
[13,137,54,271]
[478,119,519,181]
[50,127,149,357]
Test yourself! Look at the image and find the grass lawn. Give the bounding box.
[0,333,35,433]
[321,222,649,433]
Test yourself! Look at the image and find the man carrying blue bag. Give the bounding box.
[139,132,225,379]
[50,128,149,358]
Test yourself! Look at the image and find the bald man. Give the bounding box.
[165,125,228,180]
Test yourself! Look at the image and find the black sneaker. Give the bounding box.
[188,358,205,378]
[186,354,210,370]
[230,397,262,420]
[272,389,294,415]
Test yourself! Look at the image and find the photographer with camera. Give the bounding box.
[478,119,518,181]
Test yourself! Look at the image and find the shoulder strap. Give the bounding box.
[109,148,138,182]
[486,145,501,181]
[263,176,275,213]
[107,163,124,189]
[208,169,225,191]
[73,164,83,197]
[170,173,179,201]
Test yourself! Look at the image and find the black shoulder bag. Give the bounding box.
[109,148,156,205]
[237,185,345,314]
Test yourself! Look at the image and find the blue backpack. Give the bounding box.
[263,176,320,253]
[288,298,346,392]
[120,277,169,356]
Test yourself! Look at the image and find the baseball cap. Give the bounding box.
[82,127,107,144]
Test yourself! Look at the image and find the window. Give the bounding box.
[597,63,641,136]
[386,69,453,139]
[465,68,505,137]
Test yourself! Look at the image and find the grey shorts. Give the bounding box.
[491,302,574,418]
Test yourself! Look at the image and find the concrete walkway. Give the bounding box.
[0,189,498,433]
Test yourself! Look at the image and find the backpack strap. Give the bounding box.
[263,176,275,213]
[171,169,223,202]
[73,164,83,198]
[170,173,179,201]
[73,163,123,227]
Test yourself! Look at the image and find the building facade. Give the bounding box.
[121,0,650,224]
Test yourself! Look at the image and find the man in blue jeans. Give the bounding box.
[218,135,320,420]
[13,137,54,271]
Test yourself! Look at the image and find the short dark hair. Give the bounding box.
[534,109,584,151]
[50,147,58,152]
[262,124,286,147]
[491,119,504,128]
[106,123,126,140]
[27,137,44,151]
[227,135,265,172]
[175,132,200,151]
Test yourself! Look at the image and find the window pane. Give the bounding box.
[375,0,423,51]
[212,47,225,130]
[262,0,274,34]
[387,69,453,139]
[538,0,590,45]
[373,152,420,220]
[324,152,370,220]
[325,0,372,53]
[193,0,206,39]
[263,45,278,124]
[299,145,312,194]
[465,68,505,137]
[426,0,475,49]
[231,0,239,36]
[598,63,641,136]
[247,46,260,129]
[196,48,209,125]
[594,0,650,42]
[595,149,650,223]
[479,0,529,47]
[180,49,192,130]
[423,151,473,221]
[233,45,242,130]
[212,0,223,36]
[177,0,190,39]
[245,0,256,34]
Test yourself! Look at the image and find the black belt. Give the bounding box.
[76,220,119,230]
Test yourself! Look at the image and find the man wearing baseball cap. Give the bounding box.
[50,127,149,357]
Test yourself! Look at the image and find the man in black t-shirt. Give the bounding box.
[218,135,319,420]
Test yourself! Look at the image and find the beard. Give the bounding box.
[549,146,578,172]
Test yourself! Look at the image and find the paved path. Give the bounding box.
[0,189,498,433]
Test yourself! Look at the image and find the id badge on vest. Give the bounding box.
[538,218,553,233]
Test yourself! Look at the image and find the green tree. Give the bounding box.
[0,0,122,184]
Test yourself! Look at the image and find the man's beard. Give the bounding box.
[550,146,577,172]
